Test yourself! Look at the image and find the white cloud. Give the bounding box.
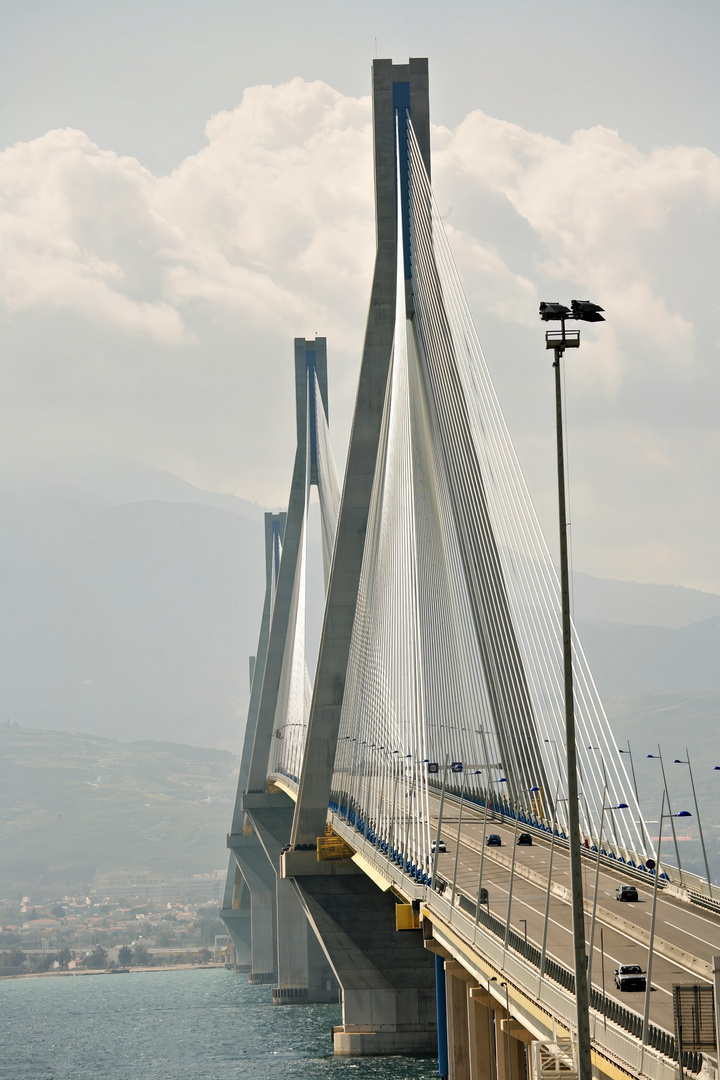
[0,79,718,588]
[0,129,186,343]
[433,111,720,375]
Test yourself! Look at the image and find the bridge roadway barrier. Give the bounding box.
[326,807,707,1080]
[456,827,712,982]
[436,789,720,913]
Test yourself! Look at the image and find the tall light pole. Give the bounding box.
[641,796,692,1073]
[647,747,683,881]
[475,776,507,928]
[619,741,639,803]
[674,751,712,893]
[587,796,629,993]
[504,785,540,951]
[539,783,563,985]
[541,297,605,1080]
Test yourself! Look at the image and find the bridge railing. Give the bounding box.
[436,787,720,905]
[327,806,700,1080]
[455,891,702,1074]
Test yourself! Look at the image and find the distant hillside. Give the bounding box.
[573,572,720,629]
[0,496,265,750]
[603,693,720,881]
[0,459,716,752]
[576,616,720,697]
[0,723,239,897]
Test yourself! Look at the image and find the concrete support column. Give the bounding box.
[468,996,494,1080]
[445,968,471,1080]
[283,854,436,1055]
[229,833,278,985]
[248,885,276,983]
[494,1007,529,1080]
[512,1040,526,1080]
[273,876,338,1004]
[495,1007,512,1080]
[219,857,252,972]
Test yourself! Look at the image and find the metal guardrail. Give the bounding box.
[434,787,720,906]
[456,892,702,1074]
[327,808,700,1080]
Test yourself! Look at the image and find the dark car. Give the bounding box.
[479,887,489,904]
[615,885,639,902]
[517,833,533,846]
[486,834,502,846]
[614,964,647,991]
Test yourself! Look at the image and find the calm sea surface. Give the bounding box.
[0,967,439,1080]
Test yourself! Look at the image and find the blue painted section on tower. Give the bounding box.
[392,81,412,280]
[435,953,449,1078]
[306,349,318,469]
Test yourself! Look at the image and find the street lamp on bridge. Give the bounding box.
[673,751,711,893]
[641,796,692,1072]
[540,296,605,1080]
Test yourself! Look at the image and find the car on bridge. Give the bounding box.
[486,834,502,846]
[614,964,647,991]
[517,833,533,846]
[615,884,639,902]
[430,840,447,854]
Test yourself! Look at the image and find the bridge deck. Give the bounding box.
[429,795,717,1038]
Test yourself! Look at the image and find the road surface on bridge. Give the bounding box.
[424,794,718,1036]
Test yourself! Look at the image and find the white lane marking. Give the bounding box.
[455,837,705,985]
[486,879,673,998]
[663,922,720,950]
[655,898,720,933]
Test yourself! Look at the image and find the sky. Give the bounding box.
[1,0,719,592]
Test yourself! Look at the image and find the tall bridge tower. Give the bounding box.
[222,56,720,1080]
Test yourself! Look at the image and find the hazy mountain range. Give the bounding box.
[1,459,718,895]
[0,722,238,897]
[0,459,718,753]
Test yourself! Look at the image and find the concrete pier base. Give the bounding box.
[284,857,436,1055]
[228,832,278,983]
[445,968,471,1080]
[248,793,339,1005]
[468,995,494,1080]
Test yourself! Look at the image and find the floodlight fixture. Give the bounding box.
[539,301,571,321]
[571,299,605,322]
[539,299,605,324]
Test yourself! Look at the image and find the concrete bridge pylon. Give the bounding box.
[221,337,340,1004]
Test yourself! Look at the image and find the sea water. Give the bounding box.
[0,968,439,1080]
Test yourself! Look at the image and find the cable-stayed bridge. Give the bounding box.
[221,59,720,1080]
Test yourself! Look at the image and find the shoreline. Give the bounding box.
[0,963,225,981]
